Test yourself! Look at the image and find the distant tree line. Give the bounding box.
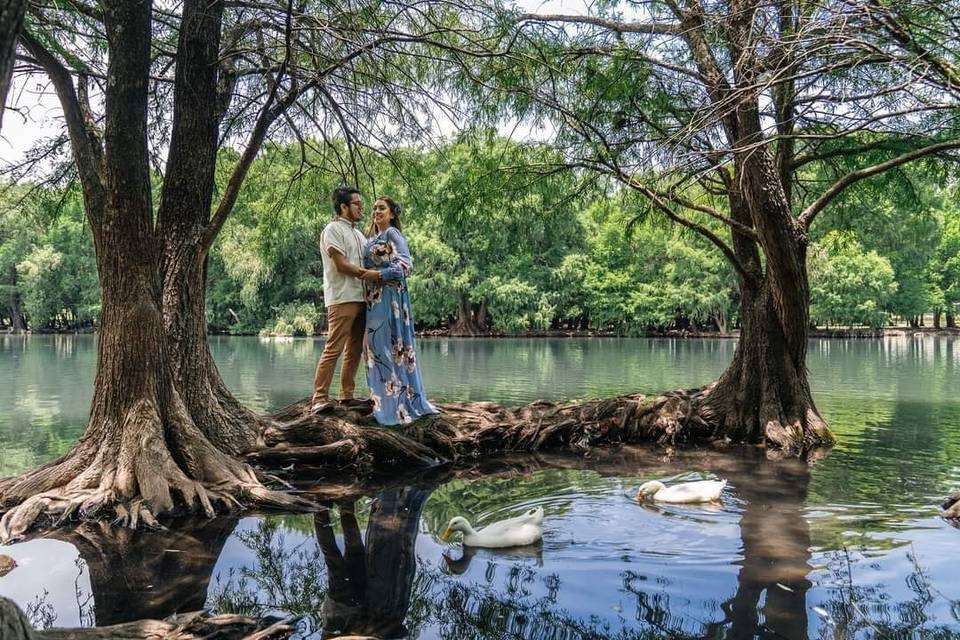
[2,133,957,336]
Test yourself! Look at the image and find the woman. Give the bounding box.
[363,196,438,425]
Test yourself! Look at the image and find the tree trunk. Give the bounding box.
[933,308,942,329]
[0,0,26,130]
[948,312,956,328]
[7,268,26,333]
[688,136,833,455]
[154,0,264,455]
[695,277,833,454]
[0,0,298,544]
[449,295,485,336]
[714,308,727,334]
[162,254,266,453]
[910,315,919,328]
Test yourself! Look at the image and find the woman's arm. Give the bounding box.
[379,228,412,280]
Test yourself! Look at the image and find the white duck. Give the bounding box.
[440,506,544,548]
[636,479,727,504]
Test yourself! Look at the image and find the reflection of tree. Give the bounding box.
[7,445,957,638]
[814,547,960,638]
[41,516,239,626]
[706,456,812,639]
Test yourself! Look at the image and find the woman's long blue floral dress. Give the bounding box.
[363,227,439,425]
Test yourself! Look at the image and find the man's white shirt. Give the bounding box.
[321,217,367,306]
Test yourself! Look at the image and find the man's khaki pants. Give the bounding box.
[313,301,365,401]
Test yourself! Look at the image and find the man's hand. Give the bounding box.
[360,269,381,282]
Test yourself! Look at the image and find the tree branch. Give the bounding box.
[798,139,960,229]
[0,0,26,130]
[516,13,678,35]
[613,169,757,288]
[18,28,106,225]
[202,0,297,250]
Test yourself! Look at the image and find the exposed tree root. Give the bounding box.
[3,378,835,541]
[0,396,309,543]
[0,597,293,640]
[254,383,832,477]
[943,491,960,519]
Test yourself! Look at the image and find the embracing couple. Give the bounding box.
[308,186,439,426]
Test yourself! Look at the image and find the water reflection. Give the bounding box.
[315,488,430,639]
[1,449,958,637]
[441,545,544,576]
[715,456,812,639]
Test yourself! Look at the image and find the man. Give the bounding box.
[310,186,381,413]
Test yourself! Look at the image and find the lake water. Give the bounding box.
[1,335,959,638]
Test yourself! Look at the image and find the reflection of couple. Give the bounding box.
[309,186,438,426]
[315,488,430,639]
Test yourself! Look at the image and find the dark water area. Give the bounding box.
[1,335,959,638]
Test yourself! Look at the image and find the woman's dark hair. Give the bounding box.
[332,186,361,217]
[369,195,403,234]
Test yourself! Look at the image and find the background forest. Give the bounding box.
[2,131,958,336]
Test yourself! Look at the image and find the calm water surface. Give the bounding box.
[1,335,959,638]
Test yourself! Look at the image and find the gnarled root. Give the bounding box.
[259,392,720,472]
[0,597,293,639]
[943,491,960,519]
[0,397,309,543]
[260,383,835,474]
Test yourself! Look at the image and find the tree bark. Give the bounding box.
[0,0,26,130]
[156,0,264,455]
[695,274,833,454]
[0,597,292,640]
[933,308,942,329]
[651,130,832,454]
[948,312,956,328]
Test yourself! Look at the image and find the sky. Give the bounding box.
[0,0,594,165]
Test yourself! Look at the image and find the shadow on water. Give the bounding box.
[2,447,958,638]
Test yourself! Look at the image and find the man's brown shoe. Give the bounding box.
[306,399,337,415]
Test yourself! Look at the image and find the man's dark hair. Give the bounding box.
[332,186,361,217]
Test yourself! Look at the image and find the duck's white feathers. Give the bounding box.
[639,479,727,503]
[444,507,544,548]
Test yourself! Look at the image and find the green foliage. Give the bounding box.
[808,158,950,323]
[4,134,957,335]
[579,199,737,335]
[932,193,960,316]
[0,187,99,331]
[259,302,323,337]
[809,232,898,328]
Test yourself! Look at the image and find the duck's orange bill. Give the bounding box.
[440,528,453,541]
